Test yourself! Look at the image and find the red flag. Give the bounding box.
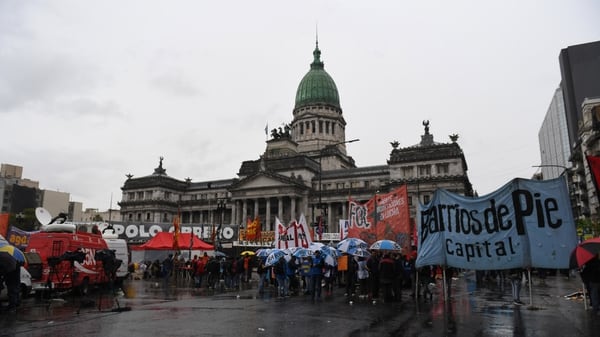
[587,155,600,194]
[347,185,411,251]
[254,216,262,240]
[172,208,181,250]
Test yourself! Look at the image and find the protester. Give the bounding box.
[161,253,174,287]
[274,256,288,298]
[509,268,525,305]
[367,251,380,300]
[300,256,312,295]
[287,256,299,296]
[256,257,268,295]
[194,255,206,288]
[310,251,325,301]
[345,253,358,297]
[379,253,396,302]
[392,254,404,302]
[356,256,369,298]
[583,254,600,314]
[0,251,19,311]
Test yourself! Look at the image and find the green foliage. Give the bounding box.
[8,208,37,231]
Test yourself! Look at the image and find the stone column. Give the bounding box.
[265,198,271,231]
[290,197,296,221]
[278,197,283,222]
[327,203,333,234]
[254,199,259,219]
[231,201,237,225]
[242,200,247,224]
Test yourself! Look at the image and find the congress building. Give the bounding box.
[118,43,474,247]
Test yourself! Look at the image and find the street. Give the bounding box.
[1,271,598,337]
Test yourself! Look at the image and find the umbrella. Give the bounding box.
[241,250,255,256]
[292,248,314,258]
[265,249,290,267]
[337,238,368,253]
[308,242,325,252]
[214,251,227,258]
[369,239,403,251]
[0,251,17,273]
[320,245,339,258]
[323,253,337,266]
[350,247,371,258]
[0,243,27,264]
[570,237,600,268]
[255,248,271,258]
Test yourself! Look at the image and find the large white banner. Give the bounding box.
[274,214,312,249]
[416,177,577,270]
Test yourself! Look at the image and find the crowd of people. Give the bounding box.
[131,247,600,312]
[136,252,256,291]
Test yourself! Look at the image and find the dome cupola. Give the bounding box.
[294,42,340,109]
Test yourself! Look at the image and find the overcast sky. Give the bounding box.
[1,1,599,213]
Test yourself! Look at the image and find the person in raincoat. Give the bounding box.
[0,251,20,311]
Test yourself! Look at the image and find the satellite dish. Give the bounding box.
[35,207,52,226]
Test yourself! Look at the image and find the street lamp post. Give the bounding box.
[317,138,359,234]
[216,199,226,252]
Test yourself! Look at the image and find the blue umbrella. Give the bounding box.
[265,249,290,267]
[337,238,368,253]
[369,239,402,251]
[320,245,339,258]
[292,248,313,258]
[350,247,371,258]
[255,248,271,258]
[0,242,27,264]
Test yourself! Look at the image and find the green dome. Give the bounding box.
[294,44,340,109]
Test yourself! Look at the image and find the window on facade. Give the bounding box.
[332,123,335,135]
[423,195,430,204]
[408,196,413,206]
[319,121,323,133]
[136,213,141,221]
[306,121,310,133]
[311,120,316,133]
[402,166,414,178]
[163,213,168,222]
[128,214,133,221]
[146,213,151,220]
[364,181,370,188]
[337,183,345,189]
[418,165,431,176]
[164,191,171,200]
[325,121,330,134]
[128,192,135,200]
[300,123,304,135]
[436,163,450,175]
[137,192,144,200]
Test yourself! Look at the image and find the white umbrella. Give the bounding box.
[369,239,403,251]
[350,247,371,258]
[337,238,368,253]
[265,249,291,267]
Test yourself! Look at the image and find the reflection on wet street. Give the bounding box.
[1,271,599,337]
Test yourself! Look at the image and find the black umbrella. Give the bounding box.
[0,251,17,275]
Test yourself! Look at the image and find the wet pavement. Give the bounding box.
[1,271,598,336]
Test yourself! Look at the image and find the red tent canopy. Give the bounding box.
[135,232,214,250]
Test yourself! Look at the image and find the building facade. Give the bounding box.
[118,43,474,242]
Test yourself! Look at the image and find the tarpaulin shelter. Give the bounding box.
[134,232,213,251]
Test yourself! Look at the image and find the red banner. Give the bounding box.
[245,216,261,241]
[587,155,600,193]
[348,185,412,251]
[0,213,8,238]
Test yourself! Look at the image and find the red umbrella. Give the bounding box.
[569,237,600,268]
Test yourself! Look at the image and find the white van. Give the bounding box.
[101,227,130,283]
